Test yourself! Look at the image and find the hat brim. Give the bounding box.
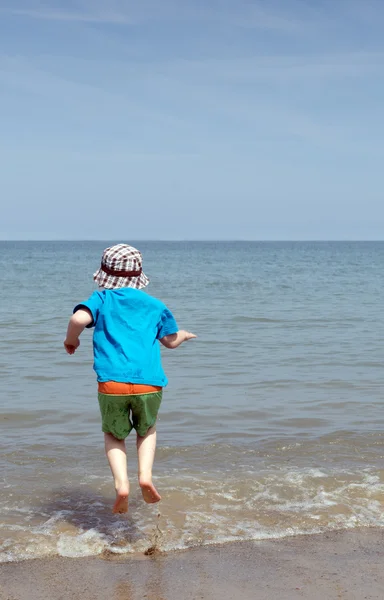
[93,267,149,290]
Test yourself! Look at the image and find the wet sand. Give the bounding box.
[1,528,383,600]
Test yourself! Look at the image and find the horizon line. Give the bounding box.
[1,239,384,243]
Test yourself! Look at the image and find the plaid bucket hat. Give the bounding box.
[93,244,149,290]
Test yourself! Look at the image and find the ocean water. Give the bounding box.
[1,241,384,562]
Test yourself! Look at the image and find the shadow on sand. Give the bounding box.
[41,486,146,552]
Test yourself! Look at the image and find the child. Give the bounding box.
[64,243,196,514]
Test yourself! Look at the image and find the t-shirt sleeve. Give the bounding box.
[73,291,104,328]
[156,307,179,340]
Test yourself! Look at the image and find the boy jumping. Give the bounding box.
[64,244,196,513]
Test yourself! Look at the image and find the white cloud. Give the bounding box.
[153,51,384,83]
[1,48,379,155]
[1,1,383,157]
[1,0,316,31]
[7,8,133,24]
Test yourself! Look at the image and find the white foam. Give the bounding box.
[1,466,384,562]
[57,530,106,558]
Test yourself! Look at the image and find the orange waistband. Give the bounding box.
[98,381,162,395]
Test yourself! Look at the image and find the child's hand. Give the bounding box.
[64,339,80,354]
[182,331,197,342]
[160,330,197,349]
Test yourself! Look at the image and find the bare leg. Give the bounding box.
[137,426,161,503]
[104,433,129,513]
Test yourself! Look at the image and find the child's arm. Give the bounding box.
[64,308,93,354]
[159,330,196,349]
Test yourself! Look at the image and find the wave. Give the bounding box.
[2,465,383,563]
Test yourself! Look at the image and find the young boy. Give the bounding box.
[64,243,196,514]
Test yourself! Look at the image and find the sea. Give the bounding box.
[1,241,384,562]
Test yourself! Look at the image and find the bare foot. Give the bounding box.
[113,487,129,514]
[139,479,161,504]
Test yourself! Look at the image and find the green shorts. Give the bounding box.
[98,390,162,439]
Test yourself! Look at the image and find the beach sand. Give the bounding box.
[1,528,383,600]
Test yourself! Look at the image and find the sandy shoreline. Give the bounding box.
[1,528,383,600]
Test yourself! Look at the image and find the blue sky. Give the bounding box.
[1,0,383,239]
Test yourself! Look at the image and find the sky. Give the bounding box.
[0,0,383,240]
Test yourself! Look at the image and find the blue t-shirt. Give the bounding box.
[74,288,178,386]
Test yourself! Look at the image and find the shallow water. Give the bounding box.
[1,241,384,561]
